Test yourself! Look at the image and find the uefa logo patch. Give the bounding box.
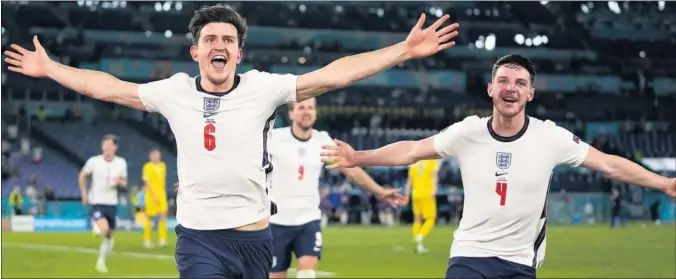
[496,152,512,170]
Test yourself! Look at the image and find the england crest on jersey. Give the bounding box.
[496,152,512,170]
[297,147,307,158]
[203,97,220,112]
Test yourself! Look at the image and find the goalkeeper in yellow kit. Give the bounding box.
[403,159,440,253]
[142,148,168,248]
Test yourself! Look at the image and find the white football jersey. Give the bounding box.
[433,115,589,268]
[83,155,128,205]
[137,70,297,230]
[268,127,334,226]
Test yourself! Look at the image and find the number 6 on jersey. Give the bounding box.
[204,124,216,151]
[496,182,507,206]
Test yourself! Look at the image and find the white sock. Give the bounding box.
[415,234,423,244]
[339,212,348,224]
[296,269,316,278]
[98,237,113,262]
[320,213,329,228]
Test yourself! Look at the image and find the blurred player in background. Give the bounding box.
[321,54,676,279]
[4,3,459,277]
[267,98,404,279]
[78,135,128,273]
[404,159,440,253]
[142,148,168,248]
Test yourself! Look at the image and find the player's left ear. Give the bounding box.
[190,45,199,63]
[527,87,534,102]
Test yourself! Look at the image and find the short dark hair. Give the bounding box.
[102,134,118,145]
[150,147,160,153]
[491,54,536,85]
[188,4,248,48]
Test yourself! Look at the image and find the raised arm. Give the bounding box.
[582,147,675,196]
[295,14,459,102]
[4,36,145,110]
[548,123,675,198]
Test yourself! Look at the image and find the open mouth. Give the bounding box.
[210,55,227,69]
[502,97,517,104]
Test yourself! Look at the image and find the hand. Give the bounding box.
[321,139,358,169]
[174,182,180,193]
[400,196,410,206]
[375,188,407,208]
[405,14,460,60]
[81,196,88,206]
[115,177,126,187]
[664,178,676,198]
[4,36,53,78]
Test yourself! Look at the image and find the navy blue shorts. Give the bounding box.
[270,220,322,272]
[445,257,536,279]
[175,224,273,279]
[90,204,117,230]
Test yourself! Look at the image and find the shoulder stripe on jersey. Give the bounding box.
[262,109,277,174]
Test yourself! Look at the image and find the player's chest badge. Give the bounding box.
[496,152,512,170]
[203,97,221,112]
[297,147,307,158]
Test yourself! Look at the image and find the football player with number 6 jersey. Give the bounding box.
[267,98,404,279]
[4,4,460,278]
[321,54,676,279]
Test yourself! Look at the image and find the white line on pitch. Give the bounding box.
[3,242,337,277]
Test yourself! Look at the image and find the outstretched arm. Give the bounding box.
[340,166,406,205]
[4,36,144,110]
[295,14,459,102]
[355,137,441,167]
[322,137,441,168]
[582,147,675,196]
[340,167,384,196]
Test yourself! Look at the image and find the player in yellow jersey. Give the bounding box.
[142,148,168,248]
[404,159,441,253]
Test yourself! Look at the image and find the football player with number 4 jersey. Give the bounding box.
[321,54,676,279]
[267,98,403,279]
[4,3,460,278]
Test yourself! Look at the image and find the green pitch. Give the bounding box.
[2,224,675,278]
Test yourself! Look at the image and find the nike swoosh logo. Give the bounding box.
[495,172,508,176]
[203,112,219,118]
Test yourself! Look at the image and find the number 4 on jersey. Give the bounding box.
[495,182,507,206]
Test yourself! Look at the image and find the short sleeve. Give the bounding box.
[549,124,590,167]
[82,158,95,174]
[258,71,298,105]
[119,159,128,178]
[142,163,150,181]
[433,121,466,158]
[320,131,335,147]
[137,76,177,113]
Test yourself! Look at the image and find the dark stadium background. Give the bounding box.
[1,1,674,278]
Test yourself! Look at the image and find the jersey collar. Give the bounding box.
[487,115,530,142]
[290,127,312,142]
[195,75,240,97]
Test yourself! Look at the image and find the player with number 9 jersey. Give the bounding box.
[266,98,404,279]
